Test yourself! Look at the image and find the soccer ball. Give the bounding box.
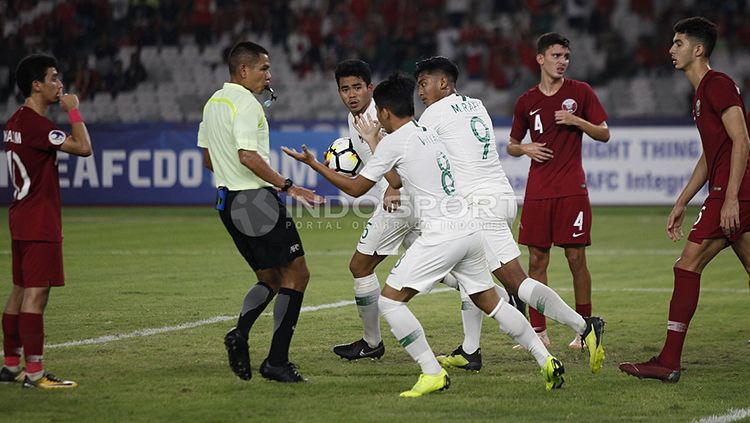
[324,137,362,176]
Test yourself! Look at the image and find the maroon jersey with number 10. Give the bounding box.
[510,79,608,200]
[692,70,750,200]
[3,106,66,242]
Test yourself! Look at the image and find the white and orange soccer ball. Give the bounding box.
[324,137,362,176]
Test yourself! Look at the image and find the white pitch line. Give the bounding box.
[9,285,748,354]
[42,288,452,351]
[693,408,750,423]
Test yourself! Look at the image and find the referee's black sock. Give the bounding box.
[237,282,275,339]
[267,287,304,366]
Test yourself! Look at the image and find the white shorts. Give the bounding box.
[471,194,521,271]
[386,231,494,295]
[356,206,419,256]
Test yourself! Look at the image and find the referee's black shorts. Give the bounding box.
[219,188,305,271]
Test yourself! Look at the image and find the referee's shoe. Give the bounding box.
[260,359,306,383]
[224,327,252,380]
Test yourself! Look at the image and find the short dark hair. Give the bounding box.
[673,16,717,58]
[373,72,415,119]
[537,32,570,54]
[228,41,269,75]
[334,59,372,86]
[414,56,459,85]
[15,54,58,98]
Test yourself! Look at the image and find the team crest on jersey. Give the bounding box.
[695,99,701,117]
[561,98,577,113]
[48,130,66,145]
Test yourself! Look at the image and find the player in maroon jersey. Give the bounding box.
[507,33,610,349]
[619,17,750,383]
[0,54,92,389]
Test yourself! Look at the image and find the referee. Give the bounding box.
[198,41,324,383]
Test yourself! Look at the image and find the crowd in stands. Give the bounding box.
[1,0,750,120]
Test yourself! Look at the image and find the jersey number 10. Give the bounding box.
[6,151,30,201]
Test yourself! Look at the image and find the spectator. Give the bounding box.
[124,52,147,91]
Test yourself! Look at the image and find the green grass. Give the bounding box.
[0,206,749,422]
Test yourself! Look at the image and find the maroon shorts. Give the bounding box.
[519,195,592,248]
[687,198,750,243]
[12,240,64,288]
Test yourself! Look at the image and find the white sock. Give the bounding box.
[489,300,549,367]
[354,274,382,347]
[379,295,442,375]
[458,283,508,354]
[460,293,483,354]
[518,278,587,334]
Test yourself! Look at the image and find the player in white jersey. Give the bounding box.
[333,60,472,363]
[284,72,565,397]
[415,56,606,373]
[330,60,419,360]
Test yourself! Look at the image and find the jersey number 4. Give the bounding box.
[534,114,543,134]
[6,151,30,200]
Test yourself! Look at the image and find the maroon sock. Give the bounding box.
[659,267,701,370]
[576,303,592,318]
[18,312,44,373]
[2,313,22,366]
[529,307,547,332]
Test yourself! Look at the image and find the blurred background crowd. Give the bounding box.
[2,0,750,123]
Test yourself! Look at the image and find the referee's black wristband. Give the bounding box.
[281,178,294,192]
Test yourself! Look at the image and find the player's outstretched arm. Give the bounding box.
[58,94,92,157]
[239,149,324,206]
[667,152,708,241]
[506,136,554,162]
[282,145,375,197]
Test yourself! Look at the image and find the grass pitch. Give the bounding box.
[0,206,748,422]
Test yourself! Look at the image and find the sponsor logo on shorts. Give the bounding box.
[290,244,300,253]
[572,232,585,238]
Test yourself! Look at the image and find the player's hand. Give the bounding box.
[522,142,554,162]
[59,93,80,112]
[383,184,401,212]
[353,113,381,144]
[377,128,388,141]
[282,145,317,165]
[720,197,740,237]
[287,185,325,207]
[555,110,580,126]
[666,204,687,241]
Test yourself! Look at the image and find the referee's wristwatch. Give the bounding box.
[281,178,294,192]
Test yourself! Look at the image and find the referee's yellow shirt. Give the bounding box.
[197,82,271,190]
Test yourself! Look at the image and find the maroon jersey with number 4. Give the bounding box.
[692,70,750,200]
[510,79,608,200]
[3,106,66,241]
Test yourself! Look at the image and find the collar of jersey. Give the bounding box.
[223,82,255,95]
